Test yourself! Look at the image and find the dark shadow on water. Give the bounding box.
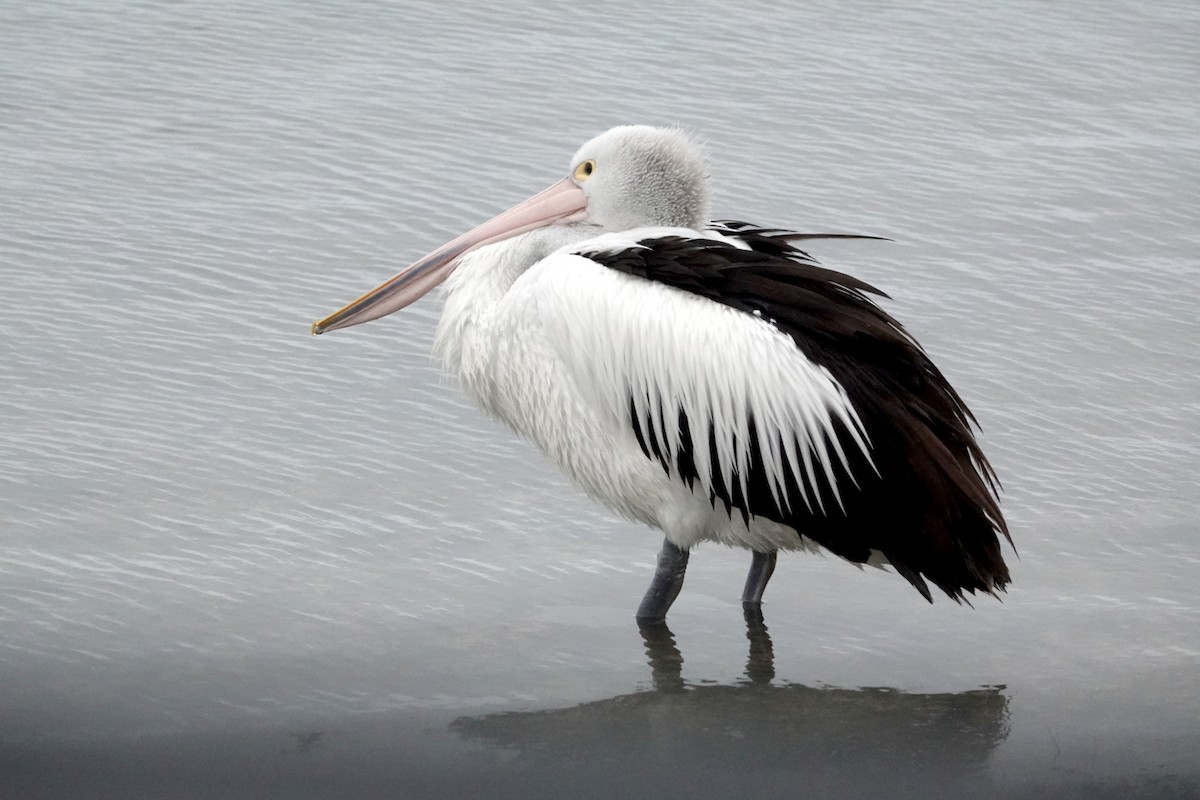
[3,614,1194,799]
[450,613,1012,798]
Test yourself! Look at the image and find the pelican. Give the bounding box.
[312,126,1012,620]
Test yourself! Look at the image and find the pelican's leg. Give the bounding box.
[741,550,777,607]
[636,538,690,621]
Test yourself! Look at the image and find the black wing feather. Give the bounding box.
[579,223,1011,602]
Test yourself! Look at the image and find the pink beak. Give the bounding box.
[311,178,589,335]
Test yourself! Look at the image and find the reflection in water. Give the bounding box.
[742,607,776,685]
[452,617,1010,796]
[637,608,777,690]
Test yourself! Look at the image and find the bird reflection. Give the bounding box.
[452,617,1010,795]
[637,607,776,691]
[742,605,775,685]
[635,618,686,693]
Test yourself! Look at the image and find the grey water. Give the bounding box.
[1,0,1198,797]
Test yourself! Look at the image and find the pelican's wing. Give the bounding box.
[524,226,1009,601]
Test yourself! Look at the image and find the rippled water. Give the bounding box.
[2,0,1198,797]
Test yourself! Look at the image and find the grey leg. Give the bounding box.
[741,550,777,607]
[636,538,690,621]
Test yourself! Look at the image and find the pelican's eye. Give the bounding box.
[573,159,596,182]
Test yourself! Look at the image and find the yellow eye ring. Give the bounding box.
[573,159,596,181]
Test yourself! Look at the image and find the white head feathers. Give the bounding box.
[568,126,712,232]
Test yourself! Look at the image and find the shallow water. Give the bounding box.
[2,0,1198,797]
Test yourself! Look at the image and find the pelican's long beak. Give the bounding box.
[312,178,589,335]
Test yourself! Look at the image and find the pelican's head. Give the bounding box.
[567,125,710,231]
[311,126,711,334]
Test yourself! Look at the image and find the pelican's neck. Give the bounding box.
[433,223,595,375]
